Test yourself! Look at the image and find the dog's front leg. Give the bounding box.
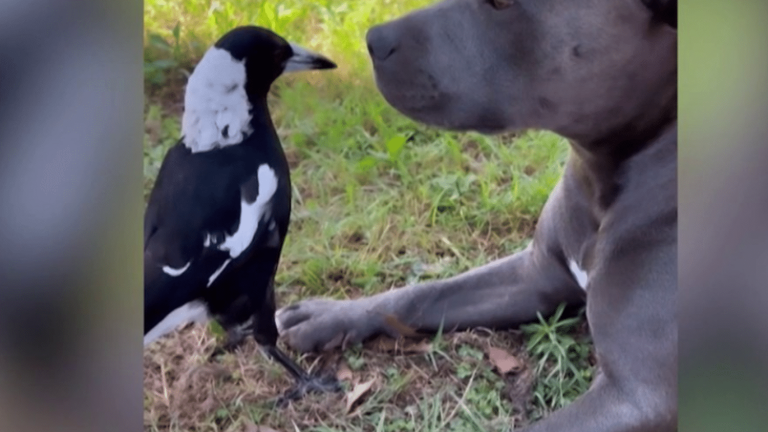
[277,245,583,353]
[519,234,677,432]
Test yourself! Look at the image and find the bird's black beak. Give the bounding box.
[284,42,337,73]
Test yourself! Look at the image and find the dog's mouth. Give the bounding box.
[471,124,509,135]
[373,67,442,105]
[372,68,449,121]
[375,78,510,134]
[371,61,513,134]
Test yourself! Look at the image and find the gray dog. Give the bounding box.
[278,0,677,430]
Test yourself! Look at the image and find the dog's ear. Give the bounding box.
[642,0,677,29]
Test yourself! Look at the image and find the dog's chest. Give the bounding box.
[552,198,598,292]
[547,208,598,292]
[554,166,602,292]
[567,258,589,290]
[565,238,595,291]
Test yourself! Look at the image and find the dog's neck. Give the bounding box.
[565,56,677,160]
[568,121,677,212]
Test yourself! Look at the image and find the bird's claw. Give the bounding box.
[276,372,342,406]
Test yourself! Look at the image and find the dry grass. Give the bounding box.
[144,324,541,432]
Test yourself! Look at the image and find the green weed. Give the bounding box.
[521,304,593,421]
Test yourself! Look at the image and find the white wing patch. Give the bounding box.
[568,259,589,291]
[181,47,251,153]
[144,301,209,346]
[162,261,191,277]
[202,164,278,288]
[218,164,278,259]
[207,258,231,287]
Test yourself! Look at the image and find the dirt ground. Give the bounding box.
[144,323,539,432]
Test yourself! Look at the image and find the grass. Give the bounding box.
[520,305,594,422]
[143,0,591,430]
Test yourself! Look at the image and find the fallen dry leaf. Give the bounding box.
[243,421,281,432]
[336,362,354,382]
[487,346,523,375]
[369,336,432,355]
[345,378,376,412]
[409,339,432,353]
[382,314,420,338]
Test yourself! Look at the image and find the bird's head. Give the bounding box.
[212,26,337,97]
[181,26,336,152]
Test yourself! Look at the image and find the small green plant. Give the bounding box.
[521,304,593,420]
[144,22,185,86]
[344,345,366,370]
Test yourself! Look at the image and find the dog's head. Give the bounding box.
[367,0,676,144]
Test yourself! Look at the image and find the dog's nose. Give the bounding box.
[366,25,398,62]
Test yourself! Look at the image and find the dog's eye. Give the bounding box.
[487,0,513,10]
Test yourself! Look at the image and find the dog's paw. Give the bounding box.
[276,298,380,353]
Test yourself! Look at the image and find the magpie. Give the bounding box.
[143,26,338,400]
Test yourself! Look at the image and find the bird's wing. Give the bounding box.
[145,143,282,284]
[143,144,280,340]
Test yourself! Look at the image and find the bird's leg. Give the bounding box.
[208,317,253,360]
[261,344,341,405]
[254,310,341,402]
[249,278,341,403]
[262,344,308,381]
[208,326,249,359]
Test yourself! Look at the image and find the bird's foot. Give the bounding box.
[208,329,248,361]
[276,371,342,406]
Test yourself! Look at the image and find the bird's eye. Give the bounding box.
[487,0,513,10]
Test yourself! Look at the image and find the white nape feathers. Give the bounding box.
[181,47,252,153]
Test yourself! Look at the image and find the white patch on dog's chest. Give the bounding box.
[568,259,589,290]
[181,47,252,153]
